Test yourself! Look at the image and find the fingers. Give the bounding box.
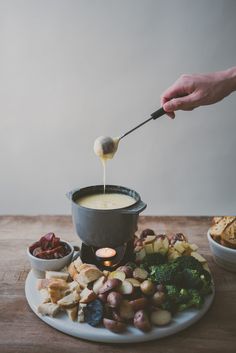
[163,93,199,112]
[161,83,188,106]
[161,83,188,118]
[160,75,196,117]
[164,110,175,119]
[161,96,175,119]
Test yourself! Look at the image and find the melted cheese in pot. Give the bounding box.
[77,193,136,210]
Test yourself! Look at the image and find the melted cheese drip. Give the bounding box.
[102,159,106,194]
[93,136,120,193]
[77,193,136,210]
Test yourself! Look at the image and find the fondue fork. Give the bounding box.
[94,107,166,157]
[119,107,166,140]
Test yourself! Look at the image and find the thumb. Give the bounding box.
[163,94,196,112]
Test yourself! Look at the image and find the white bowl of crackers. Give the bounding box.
[207,216,236,272]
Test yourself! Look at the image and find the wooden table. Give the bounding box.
[0,216,235,353]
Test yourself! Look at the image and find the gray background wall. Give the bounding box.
[0,0,235,215]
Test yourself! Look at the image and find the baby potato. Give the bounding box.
[129,297,148,312]
[119,300,134,320]
[116,266,133,278]
[112,309,124,322]
[133,267,148,281]
[151,291,165,306]
[133,310,151,332]
[118,280,134,295]
[126,278,141,288]
[103,318,126,333]
[108,271,126,282]
[140,280,155,296]
[150,309,172,326]
[98,278,122,294]
[97,292,108,303]
[107,291,123,308]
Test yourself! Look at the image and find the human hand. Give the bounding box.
[161,67,236,118]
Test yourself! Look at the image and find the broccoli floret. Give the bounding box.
[150,262,180,285]
[188,289,204,309]
[181,268,203,289]
[165,286,191,305]
[199,270,213,295]
[201,269,212,284]
[181,268,213,294]
[142,252,167,269]
[149,255,212,308]
[178,288,191,303]
[165,285,180,302]
[149,257,203,286]
[178,289,204,311]
[160,299,177,314]
[174,255,203,273]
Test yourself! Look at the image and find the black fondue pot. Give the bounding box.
[67,185,147,248]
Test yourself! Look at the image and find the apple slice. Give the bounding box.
[144,243,154,254]
[135,247,146,263]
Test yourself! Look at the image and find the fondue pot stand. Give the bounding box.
[67,185,147,248]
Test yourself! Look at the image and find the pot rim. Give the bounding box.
[67,184,145,213]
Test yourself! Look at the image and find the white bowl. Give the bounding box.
[207,229,236,272]
[27,240,74,278]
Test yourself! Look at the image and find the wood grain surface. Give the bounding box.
[0,216,235,353]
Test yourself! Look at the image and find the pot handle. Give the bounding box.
[66,188,79,201]
[66,190,73,200]
[120,200,147,215]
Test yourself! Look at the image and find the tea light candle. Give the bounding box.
[103,260,112,267]
[95,247,116,259]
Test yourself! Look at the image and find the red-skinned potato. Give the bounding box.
[152,291,165,306]
[98,278,122,294]
[150,309,172,326]
[112,309,125,322]
[97,292,108,303]
[129,297,148,312]
[103,318,126,333]
[133,310,151,332]
[140,280,155,296]
[107,291,123,308]
[104,303,113,319]
[108,271,126,281]
[117,266,133,278]
[119,300,134,320]
[118,280,134,295]
[126,278,141,287]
